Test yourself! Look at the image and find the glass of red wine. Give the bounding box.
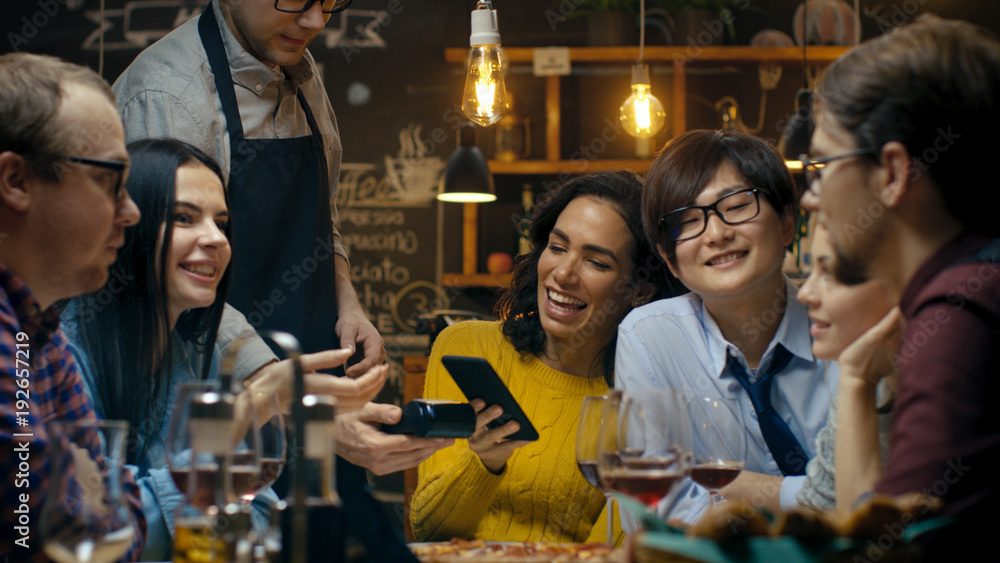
[687,396,746,508]
[575,391,622,544]
[165,381,261,506]
[235,390,286,503]
[165,382,216,503]
[598,389,691,511]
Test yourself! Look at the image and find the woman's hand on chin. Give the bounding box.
[838,307,904,387]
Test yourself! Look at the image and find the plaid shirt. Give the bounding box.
[1,262,146,562]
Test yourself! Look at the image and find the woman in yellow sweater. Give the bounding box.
[410,171,682,545]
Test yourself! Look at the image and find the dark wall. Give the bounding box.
[5,0,998,518]
[4,0,999,337]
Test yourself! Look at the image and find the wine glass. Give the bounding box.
[238,389,286,502]
[598,389,691,509]
[687,396,747,508]
[166,381,260,506]
[165,381,218,505]
[39,419,136,563]
[575,391,622,545]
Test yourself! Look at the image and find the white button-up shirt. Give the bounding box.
[615,277,837,525]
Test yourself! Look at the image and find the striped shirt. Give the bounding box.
[1,261,146,561]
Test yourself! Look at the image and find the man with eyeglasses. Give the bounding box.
[112,0,440,559]
[615,130,836,526]
[0,52,145,561]
[801,16,1000,557]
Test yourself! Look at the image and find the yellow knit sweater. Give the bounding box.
[410,320,625,546]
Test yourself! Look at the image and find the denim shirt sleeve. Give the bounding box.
[131,463,182,561]
[132,462,277,560]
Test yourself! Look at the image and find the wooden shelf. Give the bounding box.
[441,272,512,288]
[446,44,850,154]
[446,45,849,285]
[445,45,850,65]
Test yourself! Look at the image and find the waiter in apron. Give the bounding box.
[197,3,409,560]
[196,3,417,561]
[113,1,451,556]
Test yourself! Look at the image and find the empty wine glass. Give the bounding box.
[598,389,691,509]
[39,419,136,563]
[575,391,621,544]
[687,396,747,508]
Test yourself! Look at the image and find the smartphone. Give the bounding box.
[441,355,539,442]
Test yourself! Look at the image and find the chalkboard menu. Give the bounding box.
[336,153,447,344]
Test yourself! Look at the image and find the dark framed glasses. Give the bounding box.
[274,0,353,13]
[659,188,761,242]
[58,155,127,202]
[799,147,876,194]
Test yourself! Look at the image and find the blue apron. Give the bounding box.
[198,6,338,357]
[199,8,416,561]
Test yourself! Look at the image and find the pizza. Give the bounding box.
[409,539,624,563]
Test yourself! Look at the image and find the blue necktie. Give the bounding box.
[728,345,808,476]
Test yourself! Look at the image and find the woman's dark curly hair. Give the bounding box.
[495,170,685,385]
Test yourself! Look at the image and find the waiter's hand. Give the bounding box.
[334,402,452,476]
[246,349,386,414]
[336,309,387,378]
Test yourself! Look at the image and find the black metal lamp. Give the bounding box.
[779,88,814,160]
[437,124,496,203]
[778,0,814,162]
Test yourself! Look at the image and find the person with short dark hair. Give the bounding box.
[0,51,145,562]
[803,15,1000,554]
[617,130,837,523]
[412,171,679,544]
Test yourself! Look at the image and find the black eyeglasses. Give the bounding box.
[57,155,128,202]
[659,188,761,242]
[274,0,352,13]
[799,147,876,195]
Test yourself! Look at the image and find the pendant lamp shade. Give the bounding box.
[438,124,496,203]
[779,88,814,160]
[780,0,815,162]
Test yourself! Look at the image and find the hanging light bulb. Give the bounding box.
[619,0,664,139]
[461,1,508,127]
[620,62,666,139]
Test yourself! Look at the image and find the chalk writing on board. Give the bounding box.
[384,123,446,206]
[392,281,451,335]
[80,1,389,52]
[339,202,444,336]
[342,231,419,255]
[337,122,446,208]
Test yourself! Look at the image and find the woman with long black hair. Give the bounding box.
[62,139,385,559]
